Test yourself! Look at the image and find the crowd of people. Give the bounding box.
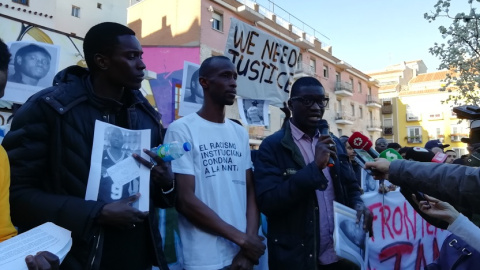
[1,21,480,270]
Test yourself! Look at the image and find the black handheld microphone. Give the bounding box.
[318,119,335,167]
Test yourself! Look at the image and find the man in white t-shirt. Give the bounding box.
[164,56,265,270]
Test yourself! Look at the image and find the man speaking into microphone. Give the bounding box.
[253,76,372,270]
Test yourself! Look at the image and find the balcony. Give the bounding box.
[335,111,354,125]
[450,134,468,142]
[366,95,382,108]
[367,121,382,132]
[406,113,421,122]
[382,104,393,114]
[236,4,265,22]
[406,136,422,144]
[334,81,353,97]
[294,62,316,79]
[383,126,394,135]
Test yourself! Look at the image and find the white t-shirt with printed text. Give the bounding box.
[164,113,252,270]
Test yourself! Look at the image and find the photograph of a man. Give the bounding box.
[246,100,264,125]
[8,44,51,86]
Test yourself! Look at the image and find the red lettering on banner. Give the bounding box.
[415,241,427,270]
[379,242,414,270]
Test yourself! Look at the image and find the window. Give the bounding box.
[297,53,303,69]
[359,106,363,118]
[450,124,468,142]
[71,5,80,17]
[358,82,362,93]
[351,103,355,116]
[350,78,354,91]
[97,3,102,9]
[335,72,340,82]
[323,65,329,78]
[309,58,316,73]
[12,0,28,5]
[212,12,223,31]
[338,129,343,136]
[407,126,422,143]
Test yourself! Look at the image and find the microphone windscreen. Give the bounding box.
[348,132,373,150]
[432,152,447,163]
[380,148,403,161]
[404,147,435,162]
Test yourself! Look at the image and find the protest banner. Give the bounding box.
[224,18,299,106]
[362,191,449,270]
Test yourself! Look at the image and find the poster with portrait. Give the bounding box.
[238,98,269,127]
[333,202,368,270]
[85,121,151,211]
[1,41,60,104]
[178,61,201,116]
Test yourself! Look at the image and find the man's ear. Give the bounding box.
[287,99,293,111]
[93,53,109,70]
[199,76,208,89]
[15,55,23,66]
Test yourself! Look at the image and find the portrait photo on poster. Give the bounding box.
[238,98,269,127]
[1,41,60,104]
[85,121,151,212]
[178,61,201,116]
[333,202,368,270]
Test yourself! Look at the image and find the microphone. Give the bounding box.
[404,147,435,162]
[348,132,380,158]
[318,119,335,167]
[379,148,403,161]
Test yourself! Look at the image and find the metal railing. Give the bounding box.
[335,81,353,93]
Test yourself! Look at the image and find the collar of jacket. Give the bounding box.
[280,121,307,168]
[43,66,153,118]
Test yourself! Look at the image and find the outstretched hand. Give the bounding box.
[365,158,390,180]
[96,193,148,229]
[411,194,460,225]
[25,251,59,270]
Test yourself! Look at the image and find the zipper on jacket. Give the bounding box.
[90,231,102,268]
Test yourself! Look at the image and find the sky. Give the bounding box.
[253,0,468,73]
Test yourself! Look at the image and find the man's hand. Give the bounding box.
[411,194,460,225]
[355,204,373,237]
[314,135,337,169]
[365,158,390,180]
[25,251,59,270]
[133,150,174,190]
[238,234,266,263]
[231,252,254,270]
[96,193,148,229]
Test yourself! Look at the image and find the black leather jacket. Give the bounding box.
[2,66,173,269]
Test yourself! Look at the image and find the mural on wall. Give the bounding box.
[141,47,200,127]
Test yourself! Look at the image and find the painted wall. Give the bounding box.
[141,46,200,127]
[128,0,201,46]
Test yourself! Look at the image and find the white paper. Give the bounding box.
[0,222,72,270]
[333,202,368,270]
[178,61,202,116]
[1,41,61,104]
[238,98,270,127]
[85,121,151,211]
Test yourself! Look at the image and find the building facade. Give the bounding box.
[128,0,382,145]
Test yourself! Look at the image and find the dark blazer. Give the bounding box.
[254,121,363,270]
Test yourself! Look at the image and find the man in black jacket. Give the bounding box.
[254,77,372,270]
[2,22,174,269]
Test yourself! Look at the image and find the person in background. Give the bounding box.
[386,142,401,152]
[445,149,457,164]
[2,23,174,269]
[165,56,265,270]
[374,137,388,153]
[8,43,51,86]
[424,139,450,154]
[0,39,60,269]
